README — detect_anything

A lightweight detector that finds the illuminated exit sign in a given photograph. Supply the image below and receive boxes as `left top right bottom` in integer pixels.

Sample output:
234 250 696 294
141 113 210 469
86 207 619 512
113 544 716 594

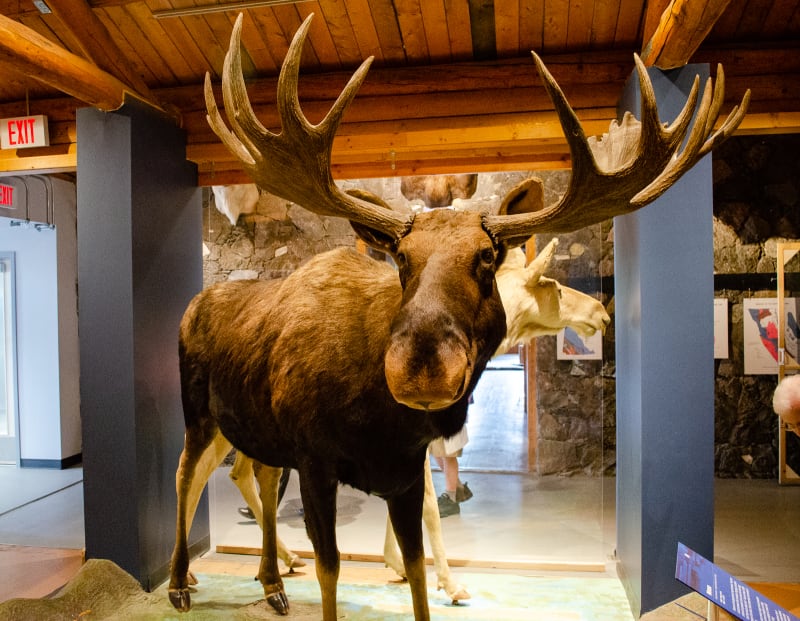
0 115 49 149
0 184 13 208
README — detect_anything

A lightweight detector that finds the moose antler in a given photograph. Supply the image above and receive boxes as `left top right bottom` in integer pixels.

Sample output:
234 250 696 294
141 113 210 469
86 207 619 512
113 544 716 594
207 13 749 247
482 53 750 245
205 13 413 242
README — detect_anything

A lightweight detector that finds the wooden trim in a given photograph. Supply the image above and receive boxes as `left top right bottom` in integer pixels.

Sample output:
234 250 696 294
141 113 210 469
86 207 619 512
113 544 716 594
215 545 606 572
0 110 798 181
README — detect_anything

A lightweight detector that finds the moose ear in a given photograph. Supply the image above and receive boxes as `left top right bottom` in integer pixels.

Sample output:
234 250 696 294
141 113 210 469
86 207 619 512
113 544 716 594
498 177 545 216
493 177 546 248
345 189 402 254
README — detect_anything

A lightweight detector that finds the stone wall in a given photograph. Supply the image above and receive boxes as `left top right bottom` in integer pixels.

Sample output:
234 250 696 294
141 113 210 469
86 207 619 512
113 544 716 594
201 133 800 479
712 135 800 478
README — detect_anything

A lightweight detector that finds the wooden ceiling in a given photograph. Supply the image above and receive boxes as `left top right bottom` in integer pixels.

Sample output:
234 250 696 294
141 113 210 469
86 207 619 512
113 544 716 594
0 0 799 185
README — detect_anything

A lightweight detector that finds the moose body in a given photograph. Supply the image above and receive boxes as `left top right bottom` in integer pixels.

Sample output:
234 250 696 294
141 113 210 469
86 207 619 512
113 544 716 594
222 237 610 604
171 212 507 619
183 244 498 479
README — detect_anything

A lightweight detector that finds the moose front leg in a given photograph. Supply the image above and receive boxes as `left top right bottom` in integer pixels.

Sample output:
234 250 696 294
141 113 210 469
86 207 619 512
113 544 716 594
297 467 340 621
252 461 289 614
387 474 430 621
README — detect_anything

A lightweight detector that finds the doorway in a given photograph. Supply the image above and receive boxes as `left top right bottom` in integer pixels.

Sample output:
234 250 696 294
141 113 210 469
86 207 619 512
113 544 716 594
0 253 18 465
459 351 527 473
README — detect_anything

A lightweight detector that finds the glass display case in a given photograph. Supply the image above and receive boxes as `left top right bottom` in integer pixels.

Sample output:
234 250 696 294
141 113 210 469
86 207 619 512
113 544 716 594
776 242 800 484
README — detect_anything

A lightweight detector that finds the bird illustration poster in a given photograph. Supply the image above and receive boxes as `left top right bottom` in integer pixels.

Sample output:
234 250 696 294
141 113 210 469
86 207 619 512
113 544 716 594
743 298 779 375
785 298 800 364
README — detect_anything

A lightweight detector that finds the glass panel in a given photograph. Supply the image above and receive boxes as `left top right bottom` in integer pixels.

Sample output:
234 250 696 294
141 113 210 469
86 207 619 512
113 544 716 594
205 171 610 571
777 243 800 484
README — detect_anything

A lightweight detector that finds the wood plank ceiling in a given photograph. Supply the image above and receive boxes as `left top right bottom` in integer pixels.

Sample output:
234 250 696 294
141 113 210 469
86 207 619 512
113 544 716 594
0 0 798 185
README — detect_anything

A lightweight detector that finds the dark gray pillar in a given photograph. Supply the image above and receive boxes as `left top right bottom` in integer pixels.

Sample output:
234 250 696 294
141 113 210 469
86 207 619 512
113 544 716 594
77 98 205 590
614 64 715 616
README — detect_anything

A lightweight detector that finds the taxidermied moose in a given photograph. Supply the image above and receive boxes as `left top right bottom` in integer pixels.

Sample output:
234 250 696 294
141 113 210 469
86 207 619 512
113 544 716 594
168 12 749 620
223 232 610 604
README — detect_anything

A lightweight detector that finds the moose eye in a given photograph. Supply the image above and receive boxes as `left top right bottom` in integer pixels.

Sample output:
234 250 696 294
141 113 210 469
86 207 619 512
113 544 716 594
479 247 495 266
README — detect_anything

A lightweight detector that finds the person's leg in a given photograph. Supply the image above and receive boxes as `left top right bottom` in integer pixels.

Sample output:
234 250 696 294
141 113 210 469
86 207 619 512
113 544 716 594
442 456 460 500
437 455 461 517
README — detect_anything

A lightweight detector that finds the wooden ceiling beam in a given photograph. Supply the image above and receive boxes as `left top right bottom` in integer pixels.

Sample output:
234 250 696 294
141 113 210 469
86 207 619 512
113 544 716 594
0 13 160 112
0 33 796 181
44 0 157 102
640 0 735 69
641 0 672 49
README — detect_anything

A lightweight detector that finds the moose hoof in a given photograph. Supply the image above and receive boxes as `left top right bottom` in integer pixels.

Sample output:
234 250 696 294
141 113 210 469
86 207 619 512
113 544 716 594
287 554 306 570
168 588 192 612
438 581 471 602
266 590 290 615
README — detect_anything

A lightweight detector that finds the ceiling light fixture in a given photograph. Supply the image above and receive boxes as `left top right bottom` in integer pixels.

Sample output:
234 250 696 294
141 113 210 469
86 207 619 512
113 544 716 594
152 0 309 19
32 0 51 14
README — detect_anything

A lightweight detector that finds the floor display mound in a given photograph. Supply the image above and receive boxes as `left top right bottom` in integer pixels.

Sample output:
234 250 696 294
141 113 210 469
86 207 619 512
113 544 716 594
0 559 164 621
0 557 637 620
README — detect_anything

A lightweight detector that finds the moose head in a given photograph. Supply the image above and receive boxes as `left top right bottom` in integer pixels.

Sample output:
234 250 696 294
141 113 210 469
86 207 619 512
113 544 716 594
205 14 748 413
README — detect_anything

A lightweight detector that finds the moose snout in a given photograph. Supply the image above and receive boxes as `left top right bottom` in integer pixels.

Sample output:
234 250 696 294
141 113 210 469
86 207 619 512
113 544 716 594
384 336 472 411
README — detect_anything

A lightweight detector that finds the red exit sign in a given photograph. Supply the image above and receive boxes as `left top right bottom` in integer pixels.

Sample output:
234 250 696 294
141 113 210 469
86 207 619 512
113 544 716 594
0 184 13 208
0 115 49 149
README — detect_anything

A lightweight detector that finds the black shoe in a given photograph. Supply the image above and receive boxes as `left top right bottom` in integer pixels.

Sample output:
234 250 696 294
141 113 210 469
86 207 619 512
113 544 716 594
238 506 255 519
437 493 460 517
456 482 473 503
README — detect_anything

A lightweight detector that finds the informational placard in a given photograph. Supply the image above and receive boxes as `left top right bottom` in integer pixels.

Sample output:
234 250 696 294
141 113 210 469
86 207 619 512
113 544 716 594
743 298 779 375
676 542 799 621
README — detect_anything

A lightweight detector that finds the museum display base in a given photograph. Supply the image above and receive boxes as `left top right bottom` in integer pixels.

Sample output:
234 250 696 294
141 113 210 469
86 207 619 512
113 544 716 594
0 555 633 621
3 553 799 620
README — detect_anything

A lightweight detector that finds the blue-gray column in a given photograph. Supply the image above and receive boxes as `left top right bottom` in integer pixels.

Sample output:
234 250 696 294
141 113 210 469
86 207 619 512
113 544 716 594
614 64 715 616
77 98 205 590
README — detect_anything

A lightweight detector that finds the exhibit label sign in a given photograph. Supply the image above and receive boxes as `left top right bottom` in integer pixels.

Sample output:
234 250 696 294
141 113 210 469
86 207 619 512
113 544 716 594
0 115 50 149
676 542 799 621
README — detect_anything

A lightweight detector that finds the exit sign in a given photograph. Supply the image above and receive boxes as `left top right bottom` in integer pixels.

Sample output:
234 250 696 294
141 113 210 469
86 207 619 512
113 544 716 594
1 115 49 149
0 184 12 207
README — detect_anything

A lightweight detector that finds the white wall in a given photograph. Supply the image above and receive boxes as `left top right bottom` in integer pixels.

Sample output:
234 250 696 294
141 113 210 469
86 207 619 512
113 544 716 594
0 176 79 465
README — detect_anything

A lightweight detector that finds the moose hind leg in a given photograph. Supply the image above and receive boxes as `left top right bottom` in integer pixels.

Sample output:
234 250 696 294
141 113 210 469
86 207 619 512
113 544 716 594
230 455 305 571
168 429 231 611
421 454 469 602
387 475 430 621
383 513 405 579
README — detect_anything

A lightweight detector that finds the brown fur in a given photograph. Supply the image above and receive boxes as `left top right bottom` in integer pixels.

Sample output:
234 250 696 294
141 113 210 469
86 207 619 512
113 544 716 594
168 211 508 620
